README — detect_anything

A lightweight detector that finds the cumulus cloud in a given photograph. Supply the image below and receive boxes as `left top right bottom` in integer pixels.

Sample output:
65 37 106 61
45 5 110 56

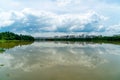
0 8 108 36
0 11 14 28
106 24 120 33
0 8 120 35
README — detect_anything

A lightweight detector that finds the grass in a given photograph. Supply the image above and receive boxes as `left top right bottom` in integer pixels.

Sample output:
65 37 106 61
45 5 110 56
0 40 7 43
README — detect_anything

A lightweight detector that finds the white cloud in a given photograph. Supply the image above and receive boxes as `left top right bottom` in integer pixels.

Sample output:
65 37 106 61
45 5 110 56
0 8 108 36
0 0 120 30
55 0 72 7
106 24 120 33
0 11 14 27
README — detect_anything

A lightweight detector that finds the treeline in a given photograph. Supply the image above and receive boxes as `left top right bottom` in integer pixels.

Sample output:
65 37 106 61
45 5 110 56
87 35 120 41
0 32 34 41
41 35 120 42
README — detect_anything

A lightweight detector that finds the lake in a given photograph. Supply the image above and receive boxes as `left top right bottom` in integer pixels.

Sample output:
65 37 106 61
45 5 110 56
0 41 120 80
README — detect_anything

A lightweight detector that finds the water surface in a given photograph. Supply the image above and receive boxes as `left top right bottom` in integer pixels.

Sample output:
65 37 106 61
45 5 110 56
0 41 120 80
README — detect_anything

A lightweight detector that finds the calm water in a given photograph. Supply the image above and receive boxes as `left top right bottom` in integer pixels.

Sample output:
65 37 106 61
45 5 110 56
0 41 120 80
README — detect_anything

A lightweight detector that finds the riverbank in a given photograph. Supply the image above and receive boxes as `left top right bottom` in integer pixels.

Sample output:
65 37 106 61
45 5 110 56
36 34 120 44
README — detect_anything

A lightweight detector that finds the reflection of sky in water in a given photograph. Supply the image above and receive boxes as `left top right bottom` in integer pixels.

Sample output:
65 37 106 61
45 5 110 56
0 42 120 71
0 42 120 80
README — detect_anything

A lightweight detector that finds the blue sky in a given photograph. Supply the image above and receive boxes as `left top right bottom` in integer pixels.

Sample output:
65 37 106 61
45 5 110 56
0 0 120 36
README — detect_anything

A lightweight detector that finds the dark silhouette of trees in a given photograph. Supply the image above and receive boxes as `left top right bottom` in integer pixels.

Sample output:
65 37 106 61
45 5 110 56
39 34 120 42
0 32 34 41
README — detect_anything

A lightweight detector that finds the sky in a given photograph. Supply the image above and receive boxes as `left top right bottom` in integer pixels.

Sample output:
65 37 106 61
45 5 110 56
0 0 120 37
